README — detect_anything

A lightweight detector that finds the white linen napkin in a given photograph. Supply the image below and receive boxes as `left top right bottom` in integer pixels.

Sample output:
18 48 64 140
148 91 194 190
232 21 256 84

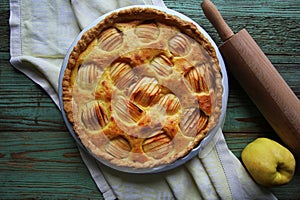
9 0 277 199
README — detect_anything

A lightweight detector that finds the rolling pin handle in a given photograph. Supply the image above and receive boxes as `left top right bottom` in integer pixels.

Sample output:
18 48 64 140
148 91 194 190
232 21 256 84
201 0 234 41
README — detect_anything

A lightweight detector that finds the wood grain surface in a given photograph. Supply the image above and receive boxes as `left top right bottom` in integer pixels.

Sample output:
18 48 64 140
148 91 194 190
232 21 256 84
1 0 299 199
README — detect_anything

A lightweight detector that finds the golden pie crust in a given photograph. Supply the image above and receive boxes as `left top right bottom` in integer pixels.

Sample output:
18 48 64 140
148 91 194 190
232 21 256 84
62 7 223 169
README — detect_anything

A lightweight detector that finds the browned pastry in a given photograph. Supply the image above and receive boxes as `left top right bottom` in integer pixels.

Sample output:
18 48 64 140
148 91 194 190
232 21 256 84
62 7 223 169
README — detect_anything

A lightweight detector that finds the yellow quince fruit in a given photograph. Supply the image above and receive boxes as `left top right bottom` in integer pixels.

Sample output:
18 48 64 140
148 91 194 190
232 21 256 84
241 137 296 187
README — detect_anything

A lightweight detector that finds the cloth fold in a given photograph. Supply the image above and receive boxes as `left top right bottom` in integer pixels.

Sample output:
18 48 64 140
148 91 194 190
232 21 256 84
10 0 277 199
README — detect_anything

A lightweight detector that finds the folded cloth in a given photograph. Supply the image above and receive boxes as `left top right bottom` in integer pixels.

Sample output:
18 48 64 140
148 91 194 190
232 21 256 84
9 0 277 199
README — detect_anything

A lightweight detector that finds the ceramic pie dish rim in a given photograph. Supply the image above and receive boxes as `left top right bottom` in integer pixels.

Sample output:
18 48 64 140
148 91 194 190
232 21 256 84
58 5 228 174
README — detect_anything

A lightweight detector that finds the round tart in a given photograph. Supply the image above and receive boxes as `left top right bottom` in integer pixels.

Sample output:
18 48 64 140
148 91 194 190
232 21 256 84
62 6 223 169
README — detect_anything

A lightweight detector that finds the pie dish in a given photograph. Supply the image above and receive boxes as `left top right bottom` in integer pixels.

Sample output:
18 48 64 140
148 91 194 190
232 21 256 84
60 6 227 172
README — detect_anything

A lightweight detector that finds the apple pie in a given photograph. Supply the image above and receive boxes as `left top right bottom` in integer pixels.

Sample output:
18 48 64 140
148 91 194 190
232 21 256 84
62 7 223 169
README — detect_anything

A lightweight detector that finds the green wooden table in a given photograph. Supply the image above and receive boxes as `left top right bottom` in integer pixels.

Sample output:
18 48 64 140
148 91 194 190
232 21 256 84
1 0 299 199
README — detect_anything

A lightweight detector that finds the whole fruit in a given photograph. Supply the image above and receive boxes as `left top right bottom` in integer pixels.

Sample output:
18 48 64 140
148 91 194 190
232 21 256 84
241 137 296 187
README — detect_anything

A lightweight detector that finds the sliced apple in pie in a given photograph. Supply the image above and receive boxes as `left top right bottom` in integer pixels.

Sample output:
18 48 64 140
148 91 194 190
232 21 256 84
62 7 223 169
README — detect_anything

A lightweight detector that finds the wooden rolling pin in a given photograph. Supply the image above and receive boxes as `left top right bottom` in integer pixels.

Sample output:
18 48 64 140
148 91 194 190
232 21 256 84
201 0 300 155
